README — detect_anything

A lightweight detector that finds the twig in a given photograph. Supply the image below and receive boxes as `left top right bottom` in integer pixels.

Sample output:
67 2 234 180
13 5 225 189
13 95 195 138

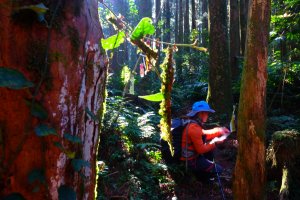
104 171 119 177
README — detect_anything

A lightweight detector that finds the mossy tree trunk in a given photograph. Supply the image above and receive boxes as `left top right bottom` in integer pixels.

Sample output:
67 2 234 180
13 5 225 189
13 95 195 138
233 0 271 199
207 0 232 122
0 0 107 199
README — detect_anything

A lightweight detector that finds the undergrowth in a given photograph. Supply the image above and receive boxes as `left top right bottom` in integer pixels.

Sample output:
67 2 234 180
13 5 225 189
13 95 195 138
96 95 175 200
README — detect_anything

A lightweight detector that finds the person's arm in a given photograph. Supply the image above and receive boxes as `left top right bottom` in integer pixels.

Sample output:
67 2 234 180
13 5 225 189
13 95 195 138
188 124 216 154
203 127 230 140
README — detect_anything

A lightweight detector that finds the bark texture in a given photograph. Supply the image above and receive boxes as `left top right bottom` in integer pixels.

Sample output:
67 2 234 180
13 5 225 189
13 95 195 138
233 0 271 199
207 0 232 122
0 0 107 199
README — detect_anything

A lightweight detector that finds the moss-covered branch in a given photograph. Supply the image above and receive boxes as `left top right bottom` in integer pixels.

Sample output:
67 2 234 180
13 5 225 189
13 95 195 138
159 47 174 155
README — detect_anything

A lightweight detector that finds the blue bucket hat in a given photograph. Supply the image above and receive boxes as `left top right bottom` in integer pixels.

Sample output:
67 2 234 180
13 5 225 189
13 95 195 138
186 101 215 117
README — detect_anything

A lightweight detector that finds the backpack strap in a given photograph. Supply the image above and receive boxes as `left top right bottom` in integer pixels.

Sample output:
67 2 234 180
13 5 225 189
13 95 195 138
184 119 201 172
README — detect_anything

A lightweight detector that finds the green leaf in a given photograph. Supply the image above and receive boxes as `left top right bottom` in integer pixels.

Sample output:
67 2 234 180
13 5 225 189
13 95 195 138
25 100 48 120
63 133 82 144
85 107 98 121
101 31 125 50
3 193 26 200
53 141 63 149
131 17 155 40
65 150 76 159
53 141 76 158
0 67 34 89
138 93 163 102
58 185 76 200
71 159 90 172
28 169 45 184
34 124 57 136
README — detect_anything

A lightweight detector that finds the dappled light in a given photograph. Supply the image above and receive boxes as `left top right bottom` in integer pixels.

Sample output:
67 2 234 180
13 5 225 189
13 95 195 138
0 0 299 200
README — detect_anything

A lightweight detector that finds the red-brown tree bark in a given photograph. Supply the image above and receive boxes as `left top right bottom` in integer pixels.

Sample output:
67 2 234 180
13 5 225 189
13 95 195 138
0 0 107 199
233 0 271 199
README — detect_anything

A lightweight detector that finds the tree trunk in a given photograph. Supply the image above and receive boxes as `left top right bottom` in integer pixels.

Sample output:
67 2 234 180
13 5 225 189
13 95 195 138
178 0 184 43
230 0 241 81
137 0 152 18
155 0 162 40
184 0 190 43
176 0 184 82
207 0 232 122
175 0 179 43
164 0 171 42
201 0 208 47
191 0 197 30
240 0 249 56
0 1 107 199
233 0 271 199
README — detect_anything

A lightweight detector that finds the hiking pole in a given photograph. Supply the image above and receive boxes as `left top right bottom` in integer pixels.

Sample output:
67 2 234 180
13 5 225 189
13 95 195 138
213 158 226 200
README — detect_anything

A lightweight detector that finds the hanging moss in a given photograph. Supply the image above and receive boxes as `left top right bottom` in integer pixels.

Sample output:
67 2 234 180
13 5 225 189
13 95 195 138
159 47 174 155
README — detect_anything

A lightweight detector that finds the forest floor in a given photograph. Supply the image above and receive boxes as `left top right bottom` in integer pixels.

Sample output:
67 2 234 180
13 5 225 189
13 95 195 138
168 138 237 200
98 98 299 199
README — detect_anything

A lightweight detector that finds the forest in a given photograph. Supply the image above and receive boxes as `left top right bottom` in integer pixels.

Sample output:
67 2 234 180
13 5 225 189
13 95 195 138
0 0 299 199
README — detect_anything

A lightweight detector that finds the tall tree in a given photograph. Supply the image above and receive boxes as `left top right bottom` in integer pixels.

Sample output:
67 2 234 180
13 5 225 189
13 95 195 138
233 0 271 199
175 0 184 82
178 0 184 43
207 0 232 122
201 0 208 47
240 0 249 55
0 1 107 199
230 0 241 81
175 0 179 42
191 0 197 30
155 0 162 40
164 0 171 42
136 0 152 18
184 0 190 43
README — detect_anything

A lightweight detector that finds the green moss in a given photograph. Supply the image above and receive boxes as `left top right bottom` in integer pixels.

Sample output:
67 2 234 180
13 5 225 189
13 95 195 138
159 48 174 154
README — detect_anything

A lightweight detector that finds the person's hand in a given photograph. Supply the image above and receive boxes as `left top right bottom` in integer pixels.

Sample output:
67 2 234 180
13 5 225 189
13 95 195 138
209 135 226 144
218 127 230 135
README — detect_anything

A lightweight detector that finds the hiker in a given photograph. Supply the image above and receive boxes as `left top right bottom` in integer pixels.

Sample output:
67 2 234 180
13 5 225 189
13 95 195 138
181 101 230 179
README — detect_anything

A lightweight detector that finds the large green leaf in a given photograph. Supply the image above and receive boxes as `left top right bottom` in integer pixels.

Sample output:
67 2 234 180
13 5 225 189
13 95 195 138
71 159 90 172
101 31 125 50
25 100 48 120
0 67 34 89
63 133 82 144
58 185 76 200
138 92 163 102
34 124 57 136
131 17 155 40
